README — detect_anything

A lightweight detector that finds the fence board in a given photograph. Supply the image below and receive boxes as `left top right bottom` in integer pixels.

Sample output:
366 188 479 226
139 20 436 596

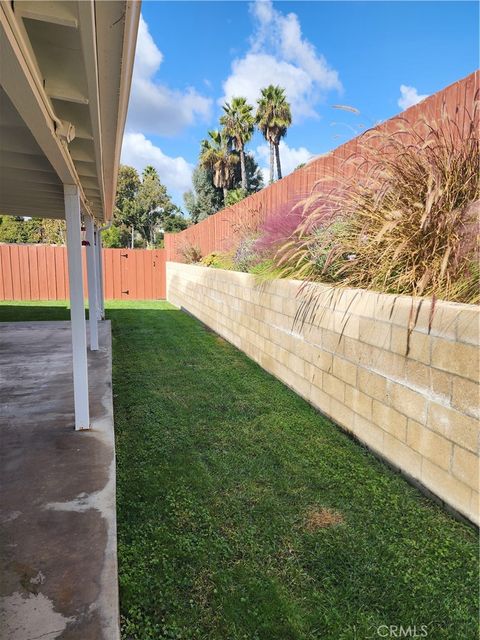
2 247 11 298
54 248 65 299
20 245 31 300
103 249 113 299
165 72 477 262
153 250 166 299
37 245 48 299
29 247 39 300
0 247 7 300
144 251 153 299
46 246 57 300
0 246 166 301
133 251 143 300
112 249 122 299
10 246 22 300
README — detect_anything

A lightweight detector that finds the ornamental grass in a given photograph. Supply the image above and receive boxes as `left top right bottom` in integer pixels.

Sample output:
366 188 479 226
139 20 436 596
272 100 480 305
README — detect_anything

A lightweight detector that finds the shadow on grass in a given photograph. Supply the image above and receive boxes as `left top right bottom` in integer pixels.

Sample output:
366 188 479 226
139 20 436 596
0 302 71 323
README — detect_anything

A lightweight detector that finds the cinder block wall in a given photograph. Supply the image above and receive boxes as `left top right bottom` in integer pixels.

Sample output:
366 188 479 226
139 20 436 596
167 263 479 525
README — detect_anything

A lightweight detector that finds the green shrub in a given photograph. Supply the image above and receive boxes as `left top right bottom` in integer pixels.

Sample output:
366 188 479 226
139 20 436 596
225 188 248 207
0 216 42 243
102 225 124 248
248 258 282 279
201 251 234 270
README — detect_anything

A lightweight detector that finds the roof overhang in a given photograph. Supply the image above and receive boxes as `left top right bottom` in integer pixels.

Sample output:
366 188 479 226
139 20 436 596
0 0 140 223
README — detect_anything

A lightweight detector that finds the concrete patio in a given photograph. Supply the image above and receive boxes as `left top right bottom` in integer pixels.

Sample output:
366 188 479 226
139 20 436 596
0 320 118 640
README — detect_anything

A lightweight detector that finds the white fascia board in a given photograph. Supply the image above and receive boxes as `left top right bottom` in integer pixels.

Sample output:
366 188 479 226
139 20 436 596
111 1 141 210
95 0 141 221
77 0 106 223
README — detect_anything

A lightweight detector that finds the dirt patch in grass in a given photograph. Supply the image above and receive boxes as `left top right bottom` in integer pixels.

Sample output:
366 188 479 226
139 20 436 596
305 507 345 530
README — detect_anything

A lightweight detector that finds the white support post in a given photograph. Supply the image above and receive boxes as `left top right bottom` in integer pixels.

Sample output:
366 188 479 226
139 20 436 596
64 185 90 431
85 215 99 350
95 228 105 320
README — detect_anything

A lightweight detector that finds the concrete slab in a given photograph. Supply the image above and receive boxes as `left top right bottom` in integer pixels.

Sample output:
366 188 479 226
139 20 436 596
0 321 119 640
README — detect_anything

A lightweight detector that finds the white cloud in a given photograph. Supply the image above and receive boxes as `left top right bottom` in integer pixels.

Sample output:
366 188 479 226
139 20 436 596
223 53 314 117
398 85 429 110
221 0 341 120
256 140 313 183
126 16 212 136
121 132 193 204
251 0 275 28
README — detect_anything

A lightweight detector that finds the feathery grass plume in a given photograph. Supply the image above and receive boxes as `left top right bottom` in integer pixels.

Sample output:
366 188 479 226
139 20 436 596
273 97 480 308
180 242 202 264
254 200 305 256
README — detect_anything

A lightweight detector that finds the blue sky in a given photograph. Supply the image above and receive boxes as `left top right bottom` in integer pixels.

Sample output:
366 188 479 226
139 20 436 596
121 0 479 207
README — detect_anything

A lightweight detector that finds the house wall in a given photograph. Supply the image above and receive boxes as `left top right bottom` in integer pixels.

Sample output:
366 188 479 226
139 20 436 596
166 262 479 525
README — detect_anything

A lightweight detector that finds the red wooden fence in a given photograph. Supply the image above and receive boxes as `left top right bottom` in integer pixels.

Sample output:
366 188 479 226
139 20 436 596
164 71 478 262
0 245 166 301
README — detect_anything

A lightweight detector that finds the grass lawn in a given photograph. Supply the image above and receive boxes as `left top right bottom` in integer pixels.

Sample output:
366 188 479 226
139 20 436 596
1 300 478 640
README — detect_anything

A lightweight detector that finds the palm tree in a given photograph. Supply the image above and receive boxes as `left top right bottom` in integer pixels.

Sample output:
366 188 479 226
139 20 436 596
220 97 255 192
199 130 238 203
256 85 292 183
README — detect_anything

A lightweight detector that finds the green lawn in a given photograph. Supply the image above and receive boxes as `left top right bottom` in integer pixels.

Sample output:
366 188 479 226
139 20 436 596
1 300 478 640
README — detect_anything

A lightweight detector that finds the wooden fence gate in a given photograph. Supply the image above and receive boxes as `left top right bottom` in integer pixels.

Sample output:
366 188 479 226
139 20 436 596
0 245 166 301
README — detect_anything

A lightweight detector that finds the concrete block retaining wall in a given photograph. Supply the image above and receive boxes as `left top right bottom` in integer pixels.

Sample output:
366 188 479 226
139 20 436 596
167 262 479 525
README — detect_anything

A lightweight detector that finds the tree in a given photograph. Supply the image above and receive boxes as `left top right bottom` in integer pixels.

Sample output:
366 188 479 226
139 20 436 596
134 166 179 247
199 130 239 203
112 165 181 247
0 216 41 243
111 164 184 247
184 166 224 223
256 85 292 182
220 97 255 192
0 216 66 244
234 153 264 194
116 165 141 206
102 225 125 248
163 212 190 233
41 219 65 244
225 188 247 207
114 165 141 247
184 152 264 222
185 151 264 223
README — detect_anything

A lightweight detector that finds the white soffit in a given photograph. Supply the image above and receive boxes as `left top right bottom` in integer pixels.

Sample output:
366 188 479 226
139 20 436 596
0 86 65 218
0 1 140 222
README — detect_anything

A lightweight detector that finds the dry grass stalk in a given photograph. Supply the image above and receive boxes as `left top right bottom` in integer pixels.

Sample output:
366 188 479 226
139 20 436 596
180 242 202 264
274 99 480 307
